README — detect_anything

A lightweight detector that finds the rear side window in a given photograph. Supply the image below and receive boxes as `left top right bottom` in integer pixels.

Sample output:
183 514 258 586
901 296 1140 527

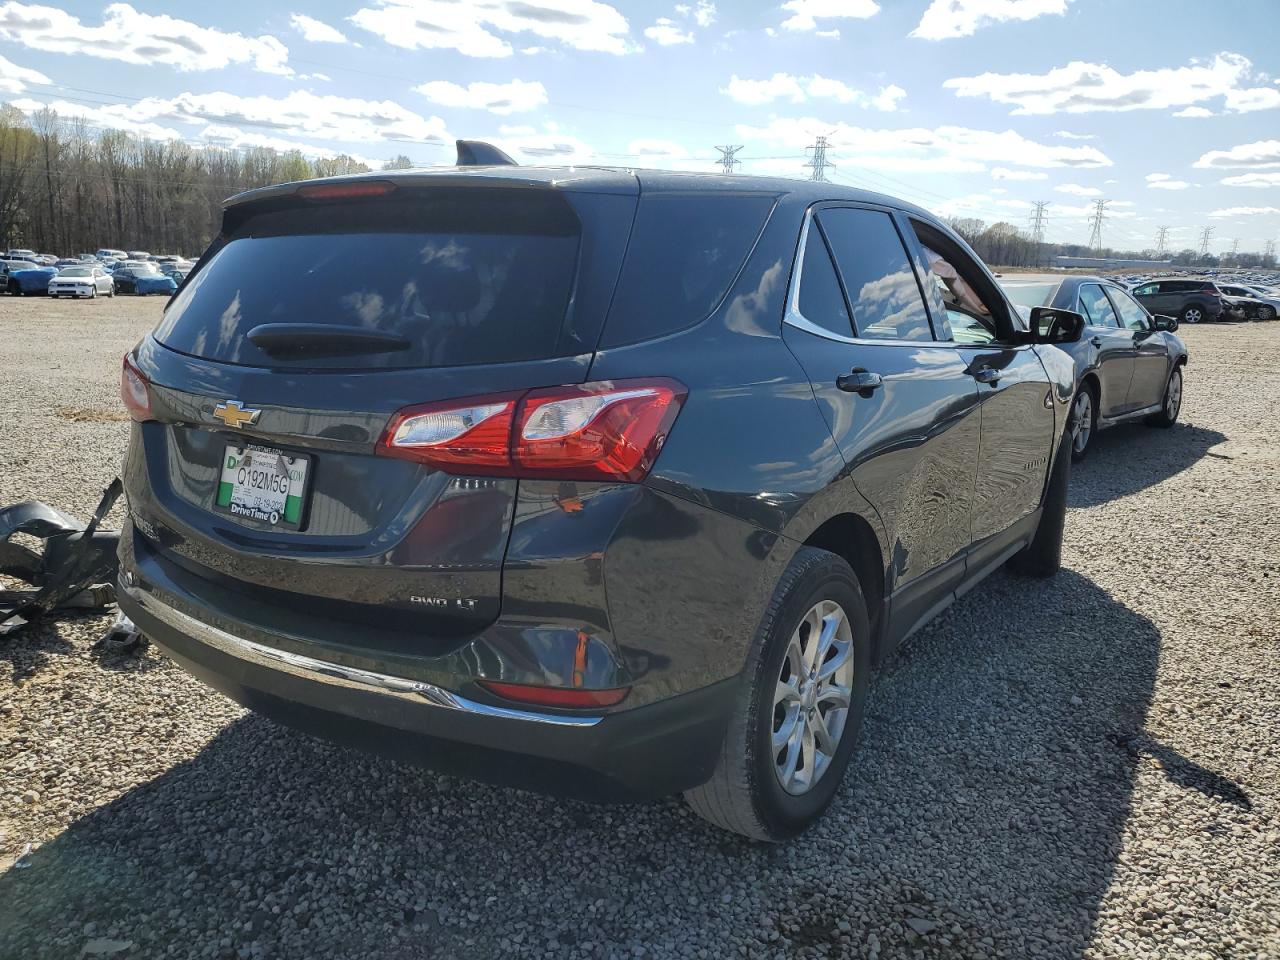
797 226 853 337
155 189 583 370
817 209 934 342
601 194 775 347
1077 284 1120 327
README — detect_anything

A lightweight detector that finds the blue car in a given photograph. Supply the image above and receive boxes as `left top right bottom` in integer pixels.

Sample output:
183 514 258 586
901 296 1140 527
113 266 178 296
6 264 58 295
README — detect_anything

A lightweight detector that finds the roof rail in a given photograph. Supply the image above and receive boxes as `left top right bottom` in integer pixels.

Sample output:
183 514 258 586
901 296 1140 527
456 140 518 167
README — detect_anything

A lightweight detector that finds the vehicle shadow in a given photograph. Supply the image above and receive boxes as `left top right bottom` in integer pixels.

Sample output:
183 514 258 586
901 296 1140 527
1 567 1235 959
1068 422 1225 508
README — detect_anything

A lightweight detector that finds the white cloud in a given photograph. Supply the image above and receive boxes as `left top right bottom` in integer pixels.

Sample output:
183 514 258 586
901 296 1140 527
349 0 633 58
1209 206 1280 218
0 2 291 75
1221 172 1280 188
415 79 547 114
991 166 1048 181
944 53 1277 115
736 117 1112 175
1054 183 1101 196
1053 130 1094 140
290 14 347 43
644 18 692 44
1173 106 1213 118
1194 140 1280 169
779 0 879 32
0 52 47 93
1145 174 1191 190
815 28 839 38
17 89 452 146
494 131 597 164
9 96 184 140
723 73 904 111
912 0 1070 41
674 0 716 26
198 125 380 166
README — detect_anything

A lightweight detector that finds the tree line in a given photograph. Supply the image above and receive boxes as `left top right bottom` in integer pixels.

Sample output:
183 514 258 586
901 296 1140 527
0 106 391 256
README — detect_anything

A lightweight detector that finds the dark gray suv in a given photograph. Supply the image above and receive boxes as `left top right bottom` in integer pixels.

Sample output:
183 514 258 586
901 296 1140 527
117 154 1081 840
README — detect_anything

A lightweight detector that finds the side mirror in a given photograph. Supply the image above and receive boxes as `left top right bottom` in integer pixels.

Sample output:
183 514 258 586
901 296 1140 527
1152 314 1179 332
1028 307 1086 345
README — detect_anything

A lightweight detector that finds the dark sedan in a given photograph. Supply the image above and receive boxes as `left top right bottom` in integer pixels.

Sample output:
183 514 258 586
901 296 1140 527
1001 276 1187 460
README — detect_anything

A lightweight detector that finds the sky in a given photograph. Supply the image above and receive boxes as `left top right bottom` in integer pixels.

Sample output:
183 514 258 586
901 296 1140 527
1 0 1278 254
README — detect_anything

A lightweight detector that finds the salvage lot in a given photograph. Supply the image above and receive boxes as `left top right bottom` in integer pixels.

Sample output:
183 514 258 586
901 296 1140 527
1 296 1278 959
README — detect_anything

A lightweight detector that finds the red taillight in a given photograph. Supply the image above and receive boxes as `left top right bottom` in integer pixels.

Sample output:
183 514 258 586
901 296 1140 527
120 355 153 421
476 680 630 709
1202 287 1220 297
376 379 686 483
297 180 396 201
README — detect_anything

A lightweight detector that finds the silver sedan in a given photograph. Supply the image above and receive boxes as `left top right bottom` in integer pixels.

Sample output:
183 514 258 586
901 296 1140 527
48 265 116 299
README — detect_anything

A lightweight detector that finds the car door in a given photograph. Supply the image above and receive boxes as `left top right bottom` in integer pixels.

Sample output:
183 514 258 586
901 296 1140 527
1076 282 1136 417
1131 281 1162 314
780 204 981 639
1105 284 1170 409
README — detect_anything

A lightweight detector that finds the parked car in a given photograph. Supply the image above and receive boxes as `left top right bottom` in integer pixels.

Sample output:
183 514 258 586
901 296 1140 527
1003 276 1187 460
113 266 178 296
159 262 190 284
5 262 57 295
1242 285 1280 313
1217 284 1277 321
1130 278 1226 324
117 161 1085 841
96 248 128 261
127 250 153 261
6 248 37 260
49 265 116 299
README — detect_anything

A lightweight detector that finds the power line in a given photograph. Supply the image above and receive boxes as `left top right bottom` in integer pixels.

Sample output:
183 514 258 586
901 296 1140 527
714 145 743 174
805 134 835 182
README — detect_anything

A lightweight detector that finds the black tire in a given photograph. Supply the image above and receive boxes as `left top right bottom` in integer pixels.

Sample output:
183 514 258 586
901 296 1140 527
1007 433 1070 578
1180 303 1205 325
1068 383 1096 463
1146 365 1183 428
684 547 872 841
1260 305 1276 321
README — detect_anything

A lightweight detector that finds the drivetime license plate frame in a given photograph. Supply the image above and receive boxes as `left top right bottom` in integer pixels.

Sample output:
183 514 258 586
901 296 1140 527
215 442 312 529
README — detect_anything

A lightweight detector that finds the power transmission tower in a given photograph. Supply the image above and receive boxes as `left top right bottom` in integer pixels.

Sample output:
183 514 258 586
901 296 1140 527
1264 239 1276 263
1029 201 1050 266
714 144 743 174
1154 225 1170 258
805 135 835 182
1086 199 1109 252
1229 237 1240 262
1197 225 1215 258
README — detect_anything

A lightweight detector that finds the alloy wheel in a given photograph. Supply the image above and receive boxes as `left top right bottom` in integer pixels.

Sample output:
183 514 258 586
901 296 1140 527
772 599 855 796
1165 369 1182 421
1072 390 1093 456
1183 307 1202 324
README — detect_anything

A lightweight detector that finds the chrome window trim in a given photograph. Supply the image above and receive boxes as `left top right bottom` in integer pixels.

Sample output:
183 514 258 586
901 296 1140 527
783 208 983 350
126 587 603 729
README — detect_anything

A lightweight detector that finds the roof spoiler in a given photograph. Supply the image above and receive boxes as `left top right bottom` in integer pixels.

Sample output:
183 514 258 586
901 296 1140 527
456 140 517 167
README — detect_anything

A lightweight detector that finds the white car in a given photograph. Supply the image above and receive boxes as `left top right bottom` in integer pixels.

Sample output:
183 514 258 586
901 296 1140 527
48 265 115 299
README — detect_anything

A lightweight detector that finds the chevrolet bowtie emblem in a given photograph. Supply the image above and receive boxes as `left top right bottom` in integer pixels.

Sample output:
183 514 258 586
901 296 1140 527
212 400 261 429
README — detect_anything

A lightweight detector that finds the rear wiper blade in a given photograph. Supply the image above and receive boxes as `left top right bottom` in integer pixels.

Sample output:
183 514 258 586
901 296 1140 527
246 323 411 357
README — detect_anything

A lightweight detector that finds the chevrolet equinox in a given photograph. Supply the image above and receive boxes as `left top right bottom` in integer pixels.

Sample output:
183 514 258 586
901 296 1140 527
117 146 1085 840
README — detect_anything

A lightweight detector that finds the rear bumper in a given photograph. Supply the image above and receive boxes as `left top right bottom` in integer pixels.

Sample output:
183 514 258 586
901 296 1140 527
118 577 737 802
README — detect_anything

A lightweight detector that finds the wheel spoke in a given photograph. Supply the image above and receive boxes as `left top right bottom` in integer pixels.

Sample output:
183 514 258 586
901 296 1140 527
778 717 803 786
809 709 838 755
816 640 852 684
773 707 801 752
816 683 851 710
774 678 801 709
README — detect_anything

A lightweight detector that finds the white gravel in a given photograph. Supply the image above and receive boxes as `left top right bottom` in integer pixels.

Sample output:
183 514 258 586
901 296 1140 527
1 296 1278 959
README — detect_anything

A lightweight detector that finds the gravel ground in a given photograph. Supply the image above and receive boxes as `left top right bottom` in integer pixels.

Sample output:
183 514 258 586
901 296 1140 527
1 295 1277 960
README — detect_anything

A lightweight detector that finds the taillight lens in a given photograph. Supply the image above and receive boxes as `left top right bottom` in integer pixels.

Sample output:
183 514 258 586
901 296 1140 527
1202 287 1220 297
476 680 630 709
120 355 153 421
297 180 396 201
376 379 686 482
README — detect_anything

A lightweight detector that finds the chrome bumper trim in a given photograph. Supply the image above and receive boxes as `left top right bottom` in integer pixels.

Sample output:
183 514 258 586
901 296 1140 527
125 587 602 729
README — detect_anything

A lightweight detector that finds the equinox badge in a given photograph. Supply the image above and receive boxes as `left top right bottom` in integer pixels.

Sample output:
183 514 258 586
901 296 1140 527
212 400 261 429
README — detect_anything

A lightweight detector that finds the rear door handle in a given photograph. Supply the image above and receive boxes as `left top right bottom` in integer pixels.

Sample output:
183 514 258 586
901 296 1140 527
1090 336 1103 347
972 365 1001 385
836 368 883 396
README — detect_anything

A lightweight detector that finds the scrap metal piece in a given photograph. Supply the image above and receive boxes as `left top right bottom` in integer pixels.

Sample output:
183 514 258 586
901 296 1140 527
0 478 123 636
96 610 147 654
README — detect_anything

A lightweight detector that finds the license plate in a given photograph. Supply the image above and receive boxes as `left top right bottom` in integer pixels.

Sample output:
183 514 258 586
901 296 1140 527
215 443 310 528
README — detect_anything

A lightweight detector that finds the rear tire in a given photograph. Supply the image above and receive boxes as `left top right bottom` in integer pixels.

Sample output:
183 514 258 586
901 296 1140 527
1260 305 1276 321
1180 304 1203 325
684 547 871 841
1007 433 1070 578
1146 365 1182 428
1068 385 1095 462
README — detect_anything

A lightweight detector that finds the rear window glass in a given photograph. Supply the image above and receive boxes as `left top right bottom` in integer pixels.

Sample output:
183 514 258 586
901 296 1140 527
155 189 583 370
601 194 775 347
1002 282 1058 307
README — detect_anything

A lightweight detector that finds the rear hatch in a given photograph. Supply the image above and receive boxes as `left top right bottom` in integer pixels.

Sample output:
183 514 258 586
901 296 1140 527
124 171 638 646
